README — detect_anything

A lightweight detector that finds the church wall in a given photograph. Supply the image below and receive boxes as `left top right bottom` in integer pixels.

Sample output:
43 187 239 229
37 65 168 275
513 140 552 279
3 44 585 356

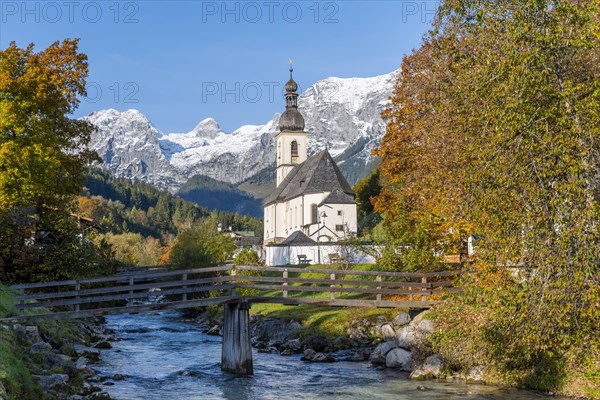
264 244 376 266
263 204 273 243
325 203 358 237
276 131 308 186
277 131 308 166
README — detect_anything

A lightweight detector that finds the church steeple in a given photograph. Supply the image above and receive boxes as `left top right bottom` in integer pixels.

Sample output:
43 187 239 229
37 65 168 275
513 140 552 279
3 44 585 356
279 60 305 132
285 61 299 109
276 61 308 186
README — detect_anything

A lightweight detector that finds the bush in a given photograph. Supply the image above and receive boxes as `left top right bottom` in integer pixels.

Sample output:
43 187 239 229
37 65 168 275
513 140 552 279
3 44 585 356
168 220 236 270
233 247 261 266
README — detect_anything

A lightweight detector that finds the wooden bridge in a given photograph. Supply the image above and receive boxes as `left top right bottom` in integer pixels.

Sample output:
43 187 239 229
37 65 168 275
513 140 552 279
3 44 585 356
5 265 461 375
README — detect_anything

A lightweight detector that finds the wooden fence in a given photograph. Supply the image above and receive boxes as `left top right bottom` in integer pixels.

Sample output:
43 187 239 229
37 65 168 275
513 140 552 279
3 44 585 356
7 265 463 322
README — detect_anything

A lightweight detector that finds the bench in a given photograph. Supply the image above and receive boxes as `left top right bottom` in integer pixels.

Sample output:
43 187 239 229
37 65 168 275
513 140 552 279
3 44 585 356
297 254 311 265
328 252 350 267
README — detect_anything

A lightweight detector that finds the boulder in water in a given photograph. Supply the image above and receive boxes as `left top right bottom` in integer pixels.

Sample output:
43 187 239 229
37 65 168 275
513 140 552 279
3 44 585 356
385 348 413 370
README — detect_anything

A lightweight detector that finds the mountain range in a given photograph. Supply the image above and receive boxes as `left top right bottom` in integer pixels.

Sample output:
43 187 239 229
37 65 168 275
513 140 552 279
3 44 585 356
83 69 398 214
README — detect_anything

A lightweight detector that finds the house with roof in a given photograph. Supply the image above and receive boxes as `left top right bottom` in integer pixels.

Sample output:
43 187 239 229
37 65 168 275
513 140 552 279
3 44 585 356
263 65 359 265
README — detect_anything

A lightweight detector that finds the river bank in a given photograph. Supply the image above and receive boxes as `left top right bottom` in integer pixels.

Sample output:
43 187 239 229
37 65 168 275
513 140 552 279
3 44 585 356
188 303 597 399
192 306 484 378
94 310 568 400
0 316 116 400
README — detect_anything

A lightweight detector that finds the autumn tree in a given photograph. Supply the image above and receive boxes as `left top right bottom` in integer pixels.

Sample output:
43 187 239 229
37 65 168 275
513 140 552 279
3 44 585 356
376 0 599 392
0 40 97 278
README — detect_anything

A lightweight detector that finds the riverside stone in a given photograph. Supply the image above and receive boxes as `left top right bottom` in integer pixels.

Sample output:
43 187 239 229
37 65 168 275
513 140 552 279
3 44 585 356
377 323 396 342
301 348 336 362
281 338 302 353
385 348 413 370
347 319 375 347
75 357 87 370
304 335 332 352
74 344 101 362
24 326 42 343
395 325 416 349
29 341 52 354
334 348 372 362
94 341 112 349
395 313 435 349
394 312 411 327
250 317 301 352
466 365 485 382
370 341 396 365
45 352 78 377
34 373 69 389
410 355 443 379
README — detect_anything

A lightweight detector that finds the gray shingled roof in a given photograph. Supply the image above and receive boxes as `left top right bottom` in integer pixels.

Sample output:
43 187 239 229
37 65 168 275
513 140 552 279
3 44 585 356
319 188 356 205
280 230 317 246
264 150 355 206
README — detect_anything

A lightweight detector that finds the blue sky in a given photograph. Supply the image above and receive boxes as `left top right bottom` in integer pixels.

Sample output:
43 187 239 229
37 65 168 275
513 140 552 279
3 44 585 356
1 1 438 132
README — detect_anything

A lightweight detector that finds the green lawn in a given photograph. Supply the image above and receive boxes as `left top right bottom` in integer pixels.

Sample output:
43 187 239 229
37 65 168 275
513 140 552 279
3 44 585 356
250 301 400 340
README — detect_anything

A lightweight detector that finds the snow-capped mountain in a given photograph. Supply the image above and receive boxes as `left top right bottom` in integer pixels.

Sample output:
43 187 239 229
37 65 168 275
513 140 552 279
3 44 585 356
84 69 399 193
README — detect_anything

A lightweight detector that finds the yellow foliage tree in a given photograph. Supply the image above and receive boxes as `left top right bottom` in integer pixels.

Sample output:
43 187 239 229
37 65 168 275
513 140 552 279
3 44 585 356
376 0 599 393
0 40 97 276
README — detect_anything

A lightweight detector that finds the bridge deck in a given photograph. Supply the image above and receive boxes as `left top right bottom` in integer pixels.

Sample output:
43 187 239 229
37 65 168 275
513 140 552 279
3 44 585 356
4 265 463 322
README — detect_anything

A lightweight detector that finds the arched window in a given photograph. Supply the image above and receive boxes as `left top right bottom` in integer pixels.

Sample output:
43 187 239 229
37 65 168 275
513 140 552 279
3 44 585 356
311 204 318 224
291 140 298 157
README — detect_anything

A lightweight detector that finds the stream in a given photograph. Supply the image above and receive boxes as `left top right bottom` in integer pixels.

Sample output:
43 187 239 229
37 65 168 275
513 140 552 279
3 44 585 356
94 311 565 400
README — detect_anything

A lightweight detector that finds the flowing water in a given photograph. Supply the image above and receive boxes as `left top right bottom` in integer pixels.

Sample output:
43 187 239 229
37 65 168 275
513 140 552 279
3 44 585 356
95 311 564 400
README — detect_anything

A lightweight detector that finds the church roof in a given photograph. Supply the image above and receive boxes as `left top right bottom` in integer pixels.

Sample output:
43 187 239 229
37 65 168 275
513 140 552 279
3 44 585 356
280 230 317 246
264 149 355 206
319 188 356 205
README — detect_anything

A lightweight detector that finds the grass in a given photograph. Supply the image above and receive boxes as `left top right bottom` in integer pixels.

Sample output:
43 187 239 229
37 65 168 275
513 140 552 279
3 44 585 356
0 284 17 318
250 302 400 341
241 264 409 341
0 284 42 400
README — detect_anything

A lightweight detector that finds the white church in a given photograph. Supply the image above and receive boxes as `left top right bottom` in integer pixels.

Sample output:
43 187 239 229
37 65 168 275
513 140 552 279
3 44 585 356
263 65 360 266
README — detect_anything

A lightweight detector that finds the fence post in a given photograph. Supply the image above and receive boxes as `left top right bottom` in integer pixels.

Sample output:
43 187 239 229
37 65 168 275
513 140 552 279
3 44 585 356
421 276 427 302
283 269 288 298
376 274 382 302
231 266 237 297
330 273 336 301
19 288 24 316
182 273 188 302
75 281 81 312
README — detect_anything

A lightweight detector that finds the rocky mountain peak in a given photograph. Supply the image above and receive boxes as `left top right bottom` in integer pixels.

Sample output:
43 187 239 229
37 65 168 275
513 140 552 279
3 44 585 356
84 69 399 194
191 118 222 139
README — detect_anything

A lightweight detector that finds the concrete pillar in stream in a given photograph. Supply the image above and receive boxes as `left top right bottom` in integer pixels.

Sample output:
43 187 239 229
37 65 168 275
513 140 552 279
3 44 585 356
221 301 253 375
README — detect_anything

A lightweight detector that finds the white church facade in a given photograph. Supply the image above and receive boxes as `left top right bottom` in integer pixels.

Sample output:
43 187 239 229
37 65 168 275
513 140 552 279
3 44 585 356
263 65 359 265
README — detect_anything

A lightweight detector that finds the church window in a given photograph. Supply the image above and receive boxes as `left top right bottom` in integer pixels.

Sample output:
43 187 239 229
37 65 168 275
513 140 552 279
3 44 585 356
291 140 298 157
311 204 318 224
335 224 344 232
337 210 342 216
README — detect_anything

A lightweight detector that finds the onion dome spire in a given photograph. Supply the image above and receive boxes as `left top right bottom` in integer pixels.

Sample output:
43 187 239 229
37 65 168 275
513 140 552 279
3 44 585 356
279 60 305 132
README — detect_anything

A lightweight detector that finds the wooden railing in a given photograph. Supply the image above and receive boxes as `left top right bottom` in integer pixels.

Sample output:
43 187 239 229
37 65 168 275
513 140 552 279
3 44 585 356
115 265 168 274
233 266 461 308
6 265 463 322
